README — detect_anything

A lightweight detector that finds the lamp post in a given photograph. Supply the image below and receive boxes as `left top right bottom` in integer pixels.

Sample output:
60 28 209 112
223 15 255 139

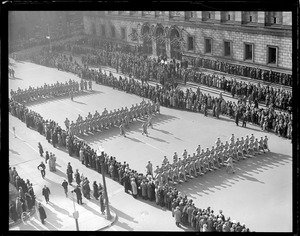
97 146 112 220
71 191 79 231
47 24 52 53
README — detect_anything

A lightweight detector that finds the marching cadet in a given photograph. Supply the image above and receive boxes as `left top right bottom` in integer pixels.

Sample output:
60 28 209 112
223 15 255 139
64 118 70 130
173 164 179 183
248 139 256 156
237 143 245 160
199 152 206 174
190 156 197 177
185 159 191 177
88 80 92 90
219 146 226 166
250 134 255 142
102 108 108 116
214 148 221 168
176 157 182 167
70 90 73 101
142 121 148 136
195 155 201 175
235 138 240 147
259 137 266 153
245 135 250 149
119 122 126 137
203 153 209 172
156 101 161 114
196 145 201 155
263 136 270 152
242 140 249 156
147 114 153 128
208 150 216 170
215 138 221 147
173 152 178 163
232 143 239 161
187 154 192 163
179 164 187 182
162 156 168 165
229 134 235 143
225 155 235 174
87 112 92 120
182 149 188 159
84 80 87 90
69 121 75 135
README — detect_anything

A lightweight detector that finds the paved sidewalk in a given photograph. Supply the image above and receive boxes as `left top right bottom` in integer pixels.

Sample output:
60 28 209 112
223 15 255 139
9 115 117 231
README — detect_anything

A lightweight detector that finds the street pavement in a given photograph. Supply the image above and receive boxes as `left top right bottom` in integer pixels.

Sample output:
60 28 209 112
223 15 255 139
9 59 292 232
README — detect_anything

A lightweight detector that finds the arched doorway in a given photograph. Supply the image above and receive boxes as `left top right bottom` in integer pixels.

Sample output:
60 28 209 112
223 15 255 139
170 28 182 60
156 26 166 57
141 25 152 55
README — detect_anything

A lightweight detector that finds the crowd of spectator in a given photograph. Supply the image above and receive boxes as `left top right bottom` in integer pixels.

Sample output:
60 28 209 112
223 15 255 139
9 166 36 223
46 39 293 114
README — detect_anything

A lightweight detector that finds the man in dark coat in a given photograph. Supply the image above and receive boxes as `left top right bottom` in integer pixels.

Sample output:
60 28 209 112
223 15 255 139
38 142 44 157
37 162 46 179
42 185 51 203
72 185 83 205
62 179 68 197
235 110 239 126
99 191 105 214
121 173 130 193
38 203 47 224
67 162 73 185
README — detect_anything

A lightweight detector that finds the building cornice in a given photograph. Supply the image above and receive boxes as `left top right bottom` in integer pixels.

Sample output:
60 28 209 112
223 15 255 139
84 14 292 38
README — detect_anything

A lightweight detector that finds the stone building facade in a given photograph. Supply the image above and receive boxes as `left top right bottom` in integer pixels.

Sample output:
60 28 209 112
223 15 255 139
83 11 292 72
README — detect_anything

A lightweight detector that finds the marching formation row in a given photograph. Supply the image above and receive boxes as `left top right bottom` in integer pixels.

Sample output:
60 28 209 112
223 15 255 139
150 134 270 184
64 100 160 137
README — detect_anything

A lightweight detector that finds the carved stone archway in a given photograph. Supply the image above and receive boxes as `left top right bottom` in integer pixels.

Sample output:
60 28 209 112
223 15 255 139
155 24 166 57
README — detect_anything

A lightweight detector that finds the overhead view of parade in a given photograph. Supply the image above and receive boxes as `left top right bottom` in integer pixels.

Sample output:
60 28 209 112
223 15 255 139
8 11 293 232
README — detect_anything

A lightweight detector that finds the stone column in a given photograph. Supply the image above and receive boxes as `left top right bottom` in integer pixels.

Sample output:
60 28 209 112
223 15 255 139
152 39 157 56
282 12 292 26
234 11 242 25
214 11 221 22
166 38 171 58
257 11 265 26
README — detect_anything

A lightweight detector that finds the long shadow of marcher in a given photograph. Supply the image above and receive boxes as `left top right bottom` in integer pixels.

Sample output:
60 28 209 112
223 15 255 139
109 205 138 223
9 149 20 155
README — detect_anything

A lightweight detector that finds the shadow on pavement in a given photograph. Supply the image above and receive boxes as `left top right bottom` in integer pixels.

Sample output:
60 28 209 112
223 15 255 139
109 205 138 224
176 151 292 198
9 148 20 155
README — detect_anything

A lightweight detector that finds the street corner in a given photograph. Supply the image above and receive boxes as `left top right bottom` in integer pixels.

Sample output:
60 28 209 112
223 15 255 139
97 207 118 231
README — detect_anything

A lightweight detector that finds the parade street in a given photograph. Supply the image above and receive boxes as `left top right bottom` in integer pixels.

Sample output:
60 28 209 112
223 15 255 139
9 60 292 232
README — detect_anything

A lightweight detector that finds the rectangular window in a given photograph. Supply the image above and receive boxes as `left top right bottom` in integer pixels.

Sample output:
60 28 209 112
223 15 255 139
205 38 212 54
267 46 277 64
244 43 253 61
228 14 230 20
102 25 106 36
224 41 231 57
111 26 115 38
208 13 211 19
273 17 277 24
249 15 252 22
187 36 194 51
121 27 126 40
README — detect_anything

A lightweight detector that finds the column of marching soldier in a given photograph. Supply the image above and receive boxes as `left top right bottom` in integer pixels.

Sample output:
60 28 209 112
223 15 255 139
9 78 94 104
152 134 270 184
65 99 160 137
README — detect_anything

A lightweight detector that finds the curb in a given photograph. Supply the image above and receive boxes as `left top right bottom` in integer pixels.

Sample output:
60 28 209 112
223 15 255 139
97 209 118 231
